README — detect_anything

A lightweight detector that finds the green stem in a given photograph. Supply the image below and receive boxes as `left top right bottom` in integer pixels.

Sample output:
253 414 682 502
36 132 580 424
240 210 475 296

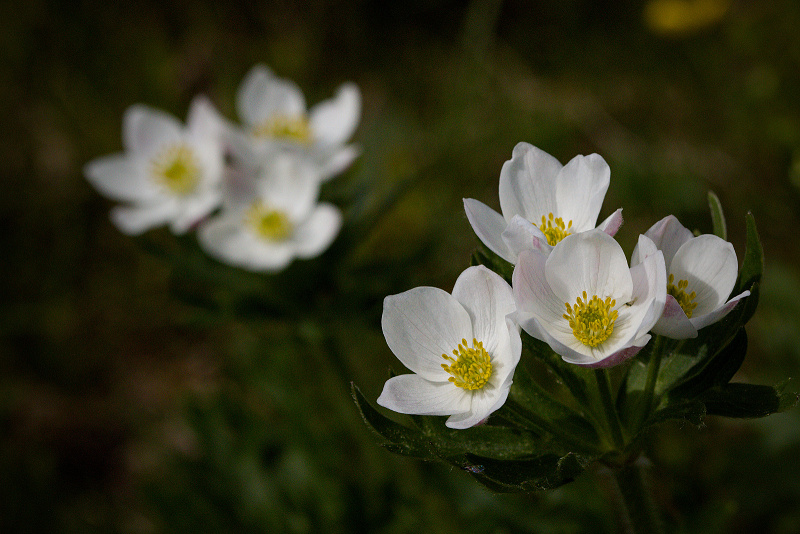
594 369 625 450
607 458 665 534
503 399 600 454
635 336 664 431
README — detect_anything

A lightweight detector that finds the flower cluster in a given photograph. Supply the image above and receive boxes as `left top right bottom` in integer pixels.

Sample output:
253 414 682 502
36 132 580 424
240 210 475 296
85 65 360 272
377 142 749 428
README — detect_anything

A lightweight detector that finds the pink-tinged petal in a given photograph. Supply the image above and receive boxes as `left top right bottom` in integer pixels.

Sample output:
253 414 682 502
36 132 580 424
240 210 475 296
452 266 516 355
464 198 515 263
502 214 550 259
690 290 750 331
292 203 342 259
236 65 306 127
83 154 160 202
545 230 632 307
122 105 183 156
110 201 176 235
382 287 473 380
576 341 648 369
554 153 610 231
597 208 624 237
498 142 562 222
644 215 694 268
309 82 360 146
652 295 698 339
670 235 738 316
377 375 471 416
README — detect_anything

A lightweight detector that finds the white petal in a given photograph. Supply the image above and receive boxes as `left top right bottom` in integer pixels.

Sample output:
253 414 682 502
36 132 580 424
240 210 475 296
498 142 562 222
608 250 667 348
690 290 750 331
198 215 295 272
257 155 322 221
545 230 632 307
445 387 506 429
309 82 361 146
670 235 738 316
644 215 694 268
170 191 221 234
317 145 360 181
110 201 177 235
83 154 160 202
377 375 471 416
382 287 473 380
554 153 610 231
631 233 659 267
451 266 516 356
122 104 183 157
236 65 306 127
501 214 550 259
512 250 571 340
597 208 623 237
463 198 515 263
652 295 698 339
186 95 226 141
292 203 342 259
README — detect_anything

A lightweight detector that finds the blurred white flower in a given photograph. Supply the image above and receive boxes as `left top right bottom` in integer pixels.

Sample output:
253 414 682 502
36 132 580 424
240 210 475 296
513 230 666 368
84 97 225 235
631 215 750 339
377 265 521 429
198 153 341 272
232 64 361 181
464 142 623 264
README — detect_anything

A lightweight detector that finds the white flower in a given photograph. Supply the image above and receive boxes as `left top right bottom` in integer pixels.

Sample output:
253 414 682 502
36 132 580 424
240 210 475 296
377 266 521 429
233 64 361 181
197 153 341 272
83 97 225 235
464 142 623 264
631 215 750 339
513 229 666 368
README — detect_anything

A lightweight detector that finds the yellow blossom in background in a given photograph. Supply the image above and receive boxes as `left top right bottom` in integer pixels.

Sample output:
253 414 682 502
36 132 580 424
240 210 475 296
644 0 731 36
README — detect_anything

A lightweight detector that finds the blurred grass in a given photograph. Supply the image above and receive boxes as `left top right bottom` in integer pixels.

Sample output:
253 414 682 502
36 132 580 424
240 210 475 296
2 0 800 532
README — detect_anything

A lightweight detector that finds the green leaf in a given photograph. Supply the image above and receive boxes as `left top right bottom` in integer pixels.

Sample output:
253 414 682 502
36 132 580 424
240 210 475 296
700 381 799 419
457 452 590 493
708 191 727 240
648 399 706 427
667 328 748 401
734 212 764 297
521 332 594 408
351 383 433 458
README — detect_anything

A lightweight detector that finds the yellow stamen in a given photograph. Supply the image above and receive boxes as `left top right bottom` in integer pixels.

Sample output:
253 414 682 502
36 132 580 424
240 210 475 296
537 213 572 246
253 115 312 144
151 144 201 196
667 273 698 318
441 338 493 390
246 202 293 241
563 291 618 347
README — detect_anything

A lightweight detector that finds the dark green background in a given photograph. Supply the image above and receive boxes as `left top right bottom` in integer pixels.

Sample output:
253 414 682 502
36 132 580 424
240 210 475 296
2 1 800 532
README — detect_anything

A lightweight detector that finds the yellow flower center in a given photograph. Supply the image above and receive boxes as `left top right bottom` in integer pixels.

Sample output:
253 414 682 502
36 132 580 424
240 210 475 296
563 291 618 347
667 273 698 318
537 213 572 246
253 115 312 144
246 202 293 242
151 144 201 196
441 338 492 391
